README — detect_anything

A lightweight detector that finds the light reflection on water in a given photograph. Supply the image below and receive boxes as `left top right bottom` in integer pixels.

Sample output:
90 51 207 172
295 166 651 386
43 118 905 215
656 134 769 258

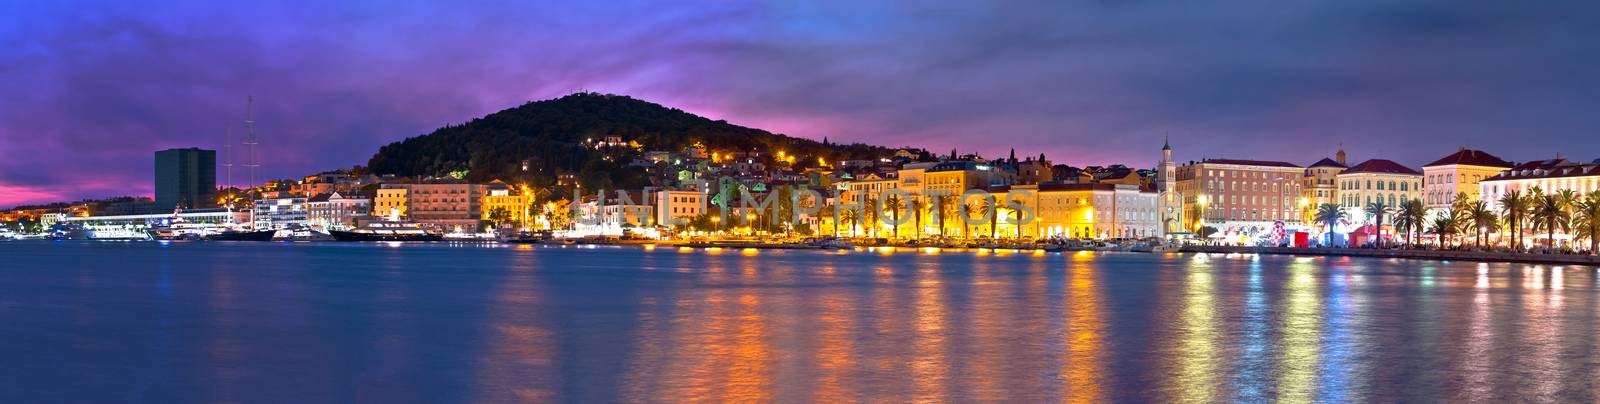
2 242 1600 402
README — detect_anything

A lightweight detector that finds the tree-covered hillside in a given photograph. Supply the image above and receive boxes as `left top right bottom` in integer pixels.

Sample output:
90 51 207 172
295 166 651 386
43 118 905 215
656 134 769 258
366 93 890 189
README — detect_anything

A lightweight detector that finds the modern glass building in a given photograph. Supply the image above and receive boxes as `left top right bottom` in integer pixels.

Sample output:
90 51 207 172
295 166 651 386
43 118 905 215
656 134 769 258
154 147 217 211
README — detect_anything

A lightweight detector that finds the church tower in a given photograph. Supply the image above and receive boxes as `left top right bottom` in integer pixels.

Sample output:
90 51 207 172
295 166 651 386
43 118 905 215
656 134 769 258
1156 136 1180 235
1336 144 1347 166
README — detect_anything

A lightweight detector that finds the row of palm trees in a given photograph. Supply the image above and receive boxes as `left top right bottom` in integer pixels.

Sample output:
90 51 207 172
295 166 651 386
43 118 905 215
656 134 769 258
1313 187 1600 254
822 194 1030 239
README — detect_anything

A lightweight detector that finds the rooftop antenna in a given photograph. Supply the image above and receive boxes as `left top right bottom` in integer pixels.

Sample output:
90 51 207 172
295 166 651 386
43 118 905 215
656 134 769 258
243 96 259 189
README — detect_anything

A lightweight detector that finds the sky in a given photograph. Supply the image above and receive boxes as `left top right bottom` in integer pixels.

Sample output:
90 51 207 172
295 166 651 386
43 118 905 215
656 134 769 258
3 1 1599 208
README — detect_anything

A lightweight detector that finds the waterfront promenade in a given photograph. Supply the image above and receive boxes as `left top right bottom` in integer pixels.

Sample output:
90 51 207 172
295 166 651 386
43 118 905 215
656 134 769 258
1182 245 1600 266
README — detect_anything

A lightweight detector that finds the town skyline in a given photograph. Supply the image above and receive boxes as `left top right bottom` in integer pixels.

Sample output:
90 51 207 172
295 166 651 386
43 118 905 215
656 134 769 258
0 92 1586 211
5 2 1600 207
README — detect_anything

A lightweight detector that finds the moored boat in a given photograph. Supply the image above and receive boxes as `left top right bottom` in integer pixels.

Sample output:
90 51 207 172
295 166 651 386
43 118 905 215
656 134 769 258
207 229 278 241
328 221 443 242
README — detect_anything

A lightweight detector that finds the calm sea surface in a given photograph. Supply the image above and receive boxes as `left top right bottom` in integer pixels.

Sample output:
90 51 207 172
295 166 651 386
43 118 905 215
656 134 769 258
2 241 1598 402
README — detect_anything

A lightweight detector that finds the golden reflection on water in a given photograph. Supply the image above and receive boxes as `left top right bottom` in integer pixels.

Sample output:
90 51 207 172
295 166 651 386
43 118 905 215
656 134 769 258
1171 256 1218 403
1462 262 1495 400
811 283 855 401
1064 263 1104 403
474 251 556 402
1523 265 1563 401
1278 260 1320 403
912 265 948 402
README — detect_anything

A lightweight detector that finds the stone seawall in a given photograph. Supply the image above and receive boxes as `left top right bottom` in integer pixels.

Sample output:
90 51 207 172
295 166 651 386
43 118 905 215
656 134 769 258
1179 245 1600 266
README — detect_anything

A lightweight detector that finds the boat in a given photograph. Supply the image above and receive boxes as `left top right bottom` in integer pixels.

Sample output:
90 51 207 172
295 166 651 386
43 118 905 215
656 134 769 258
328 221 443 242
502 230 552 244
147 208 213 240
207 228 278 241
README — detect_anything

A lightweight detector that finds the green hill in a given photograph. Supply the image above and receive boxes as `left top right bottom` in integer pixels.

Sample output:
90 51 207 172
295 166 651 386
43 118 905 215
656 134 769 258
366 93 891 190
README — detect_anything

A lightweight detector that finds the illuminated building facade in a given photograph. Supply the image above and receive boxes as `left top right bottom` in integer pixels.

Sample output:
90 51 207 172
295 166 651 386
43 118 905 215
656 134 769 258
1336 159 1422 225
1481 159 1600 211
306 192 371 231
1421 148 1511 216
1175 159 1307 234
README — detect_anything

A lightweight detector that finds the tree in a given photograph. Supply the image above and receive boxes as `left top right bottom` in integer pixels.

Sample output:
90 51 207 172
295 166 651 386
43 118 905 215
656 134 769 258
1364 201 1391 247
909 198 924 240
840 208 859 238
1467 200 1497 248
1572 190 1600 255
935 194 956 238
1430 215 1459 248
486 207 515 229
1531 191 1572 250
978 198 998 239
883 194 905 239
1393 199 1427 247
962 202 982 239
861 198 879 237
1314 203 1346 247
818 202 837 237
1498 190 1528 250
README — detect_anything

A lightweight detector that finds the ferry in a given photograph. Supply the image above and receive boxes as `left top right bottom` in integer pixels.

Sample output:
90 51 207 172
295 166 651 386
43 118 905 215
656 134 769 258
328 221 443 242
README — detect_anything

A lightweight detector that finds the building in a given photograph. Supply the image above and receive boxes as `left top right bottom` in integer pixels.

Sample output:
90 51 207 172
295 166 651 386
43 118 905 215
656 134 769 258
1155 140 1182 235
1301 156 1347 218
1015 156 1053 185
895 162 938 198
839 173 899 207
306 192 371 231
374 186 408 220
1421 148 1512 215
656 189 707 229
253 196 308 230
1482 159 1600 212
1175 159 1307 236
1008 183 1158 239
1336 159 1422 225
481 184 534 229
154 147 217 211
579 190 656 236
299 171 364 197
386 182 489 233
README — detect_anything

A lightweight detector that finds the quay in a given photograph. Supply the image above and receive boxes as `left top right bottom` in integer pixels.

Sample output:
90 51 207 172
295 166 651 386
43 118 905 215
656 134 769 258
1181 245 1600 266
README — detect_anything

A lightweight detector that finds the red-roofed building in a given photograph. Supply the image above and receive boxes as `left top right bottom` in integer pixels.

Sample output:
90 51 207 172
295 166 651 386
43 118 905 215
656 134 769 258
1336 159 1421 228
1421 148 1512 215
1175 158 1308 234
1481 158 1600 214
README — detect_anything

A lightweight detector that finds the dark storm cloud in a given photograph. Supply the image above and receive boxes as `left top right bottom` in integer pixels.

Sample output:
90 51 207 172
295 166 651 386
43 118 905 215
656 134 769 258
3 0 1599 207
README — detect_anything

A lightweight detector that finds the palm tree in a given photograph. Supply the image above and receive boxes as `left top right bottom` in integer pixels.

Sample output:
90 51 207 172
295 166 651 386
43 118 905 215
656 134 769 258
935 195 955 238
1466 200 1496 248
1393 199 1427 247
883 194 905 239
1498 190 1528 250
1430 215 1458 248
1314 203 1346 247
861 198 879 238
839 208 859 238
979 198 998 239
1364 201 1391 247
818 203 837 237
1531 191 1572 250
910 198 923 240
1572 190 1600 255
962 202 982 239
